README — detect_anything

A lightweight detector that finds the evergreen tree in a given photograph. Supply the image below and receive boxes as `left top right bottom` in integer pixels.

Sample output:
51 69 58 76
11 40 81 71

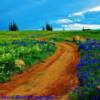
45 23 53 31
9 22 18 31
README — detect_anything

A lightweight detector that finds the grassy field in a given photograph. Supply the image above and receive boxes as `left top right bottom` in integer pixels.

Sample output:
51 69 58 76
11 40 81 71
0 30 100 99
0 30 100 42
0 31 57 83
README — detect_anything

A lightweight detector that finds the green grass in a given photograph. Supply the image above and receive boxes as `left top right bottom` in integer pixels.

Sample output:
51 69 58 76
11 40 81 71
0 30 99 83
0 30 100 42
0 40 56 83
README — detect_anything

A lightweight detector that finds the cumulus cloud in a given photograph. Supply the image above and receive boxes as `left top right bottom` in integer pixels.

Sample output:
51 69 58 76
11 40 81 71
61 23 100 30
55 18 73 24
70 6 100 16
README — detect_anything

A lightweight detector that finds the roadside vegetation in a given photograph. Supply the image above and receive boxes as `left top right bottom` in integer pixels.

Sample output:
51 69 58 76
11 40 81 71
68 39 100 100
0 40 56 83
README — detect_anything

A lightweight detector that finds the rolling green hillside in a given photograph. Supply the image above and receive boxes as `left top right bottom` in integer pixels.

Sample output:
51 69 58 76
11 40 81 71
0 30 100 42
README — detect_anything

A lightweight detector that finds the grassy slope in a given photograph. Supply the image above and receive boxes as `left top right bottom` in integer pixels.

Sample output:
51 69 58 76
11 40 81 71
0 30 100 42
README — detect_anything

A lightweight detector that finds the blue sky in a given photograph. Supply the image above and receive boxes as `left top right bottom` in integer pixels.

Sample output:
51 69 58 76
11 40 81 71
0 0 100 30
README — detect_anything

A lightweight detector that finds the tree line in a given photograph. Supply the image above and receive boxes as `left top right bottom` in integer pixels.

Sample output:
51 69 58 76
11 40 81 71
9 22 53 31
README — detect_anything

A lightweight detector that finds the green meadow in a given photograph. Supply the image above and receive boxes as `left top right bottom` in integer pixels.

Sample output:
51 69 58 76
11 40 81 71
0 30 100 42
0 30 100 99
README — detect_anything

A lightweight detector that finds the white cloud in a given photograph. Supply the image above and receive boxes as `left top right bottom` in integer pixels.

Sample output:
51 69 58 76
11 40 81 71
72 12 85 16
70 6 100 16
61 23 100 30
88 6 100 12
55 18 73 24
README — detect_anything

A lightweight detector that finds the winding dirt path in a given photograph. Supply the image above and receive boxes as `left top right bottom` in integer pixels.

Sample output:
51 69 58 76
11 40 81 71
0 42 80 100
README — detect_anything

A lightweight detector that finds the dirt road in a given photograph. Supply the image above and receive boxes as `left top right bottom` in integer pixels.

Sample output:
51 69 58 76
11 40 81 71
0 42 79 100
